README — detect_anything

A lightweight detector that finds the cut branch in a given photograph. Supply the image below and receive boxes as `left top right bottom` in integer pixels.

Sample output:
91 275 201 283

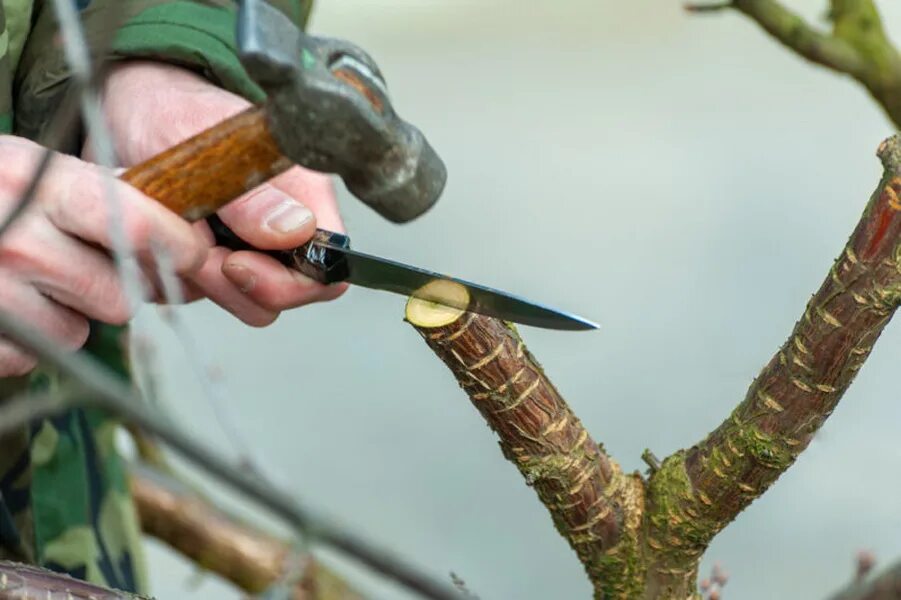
406 292 644 598
130 465 362 599
645 134 901 592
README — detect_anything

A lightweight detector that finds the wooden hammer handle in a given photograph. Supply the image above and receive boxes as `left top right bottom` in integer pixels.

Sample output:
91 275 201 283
120 107 292 222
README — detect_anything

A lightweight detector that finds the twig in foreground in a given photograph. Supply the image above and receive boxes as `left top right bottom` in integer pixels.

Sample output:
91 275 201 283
0 309 460 600
684 2 733 12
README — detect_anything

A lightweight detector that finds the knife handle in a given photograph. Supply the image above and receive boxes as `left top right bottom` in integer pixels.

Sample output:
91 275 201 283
205 215 350 284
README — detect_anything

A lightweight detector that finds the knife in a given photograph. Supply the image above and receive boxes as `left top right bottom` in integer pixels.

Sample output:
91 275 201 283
206 216 598 331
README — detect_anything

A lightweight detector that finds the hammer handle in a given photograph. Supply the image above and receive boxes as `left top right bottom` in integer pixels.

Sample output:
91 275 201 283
121 106 292 222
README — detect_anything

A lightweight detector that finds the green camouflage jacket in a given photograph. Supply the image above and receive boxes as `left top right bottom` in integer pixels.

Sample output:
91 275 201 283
0 0 310 593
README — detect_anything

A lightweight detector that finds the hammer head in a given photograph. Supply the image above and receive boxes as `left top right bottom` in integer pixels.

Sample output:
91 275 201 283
237 0 447 223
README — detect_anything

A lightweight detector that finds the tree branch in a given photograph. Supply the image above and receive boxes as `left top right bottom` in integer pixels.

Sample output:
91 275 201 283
691 0 901 127
406 303 644 598
645 134 901 590
130 465 362 599
0 311 461 600
729 0 866 76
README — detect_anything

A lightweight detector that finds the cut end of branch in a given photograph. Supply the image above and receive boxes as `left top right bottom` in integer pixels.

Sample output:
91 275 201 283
405 280 469 328
641 449 661 473
877 134 901 173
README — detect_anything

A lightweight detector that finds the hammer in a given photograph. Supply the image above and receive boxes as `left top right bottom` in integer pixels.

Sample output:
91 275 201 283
121 0 446 224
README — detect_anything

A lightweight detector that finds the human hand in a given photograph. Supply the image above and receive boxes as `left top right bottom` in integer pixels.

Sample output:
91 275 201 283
0 136 208 376
95 60 347 326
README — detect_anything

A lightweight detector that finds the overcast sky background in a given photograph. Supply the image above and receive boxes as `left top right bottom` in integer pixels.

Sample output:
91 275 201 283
136 2 901 598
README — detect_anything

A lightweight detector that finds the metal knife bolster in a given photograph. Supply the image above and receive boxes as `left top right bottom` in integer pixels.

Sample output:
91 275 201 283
205 215 350 284
296 230 351 283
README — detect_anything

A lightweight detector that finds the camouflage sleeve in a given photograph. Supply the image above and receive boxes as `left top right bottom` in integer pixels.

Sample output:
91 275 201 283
13 0 312 144
2 0 312 593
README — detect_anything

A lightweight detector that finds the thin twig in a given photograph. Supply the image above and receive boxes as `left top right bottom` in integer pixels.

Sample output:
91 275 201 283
0 91 82 242
731 0 867 76
0 307 460 600
153 243 270 476
0 0 123 244
51 0 148 314
691 0 901 126
684 2 733 12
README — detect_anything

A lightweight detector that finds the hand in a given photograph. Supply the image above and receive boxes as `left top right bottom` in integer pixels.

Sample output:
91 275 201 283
94 60 348 326
0 136 208 376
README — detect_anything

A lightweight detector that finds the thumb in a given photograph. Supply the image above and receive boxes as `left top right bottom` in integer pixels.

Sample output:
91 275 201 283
215 184 317 250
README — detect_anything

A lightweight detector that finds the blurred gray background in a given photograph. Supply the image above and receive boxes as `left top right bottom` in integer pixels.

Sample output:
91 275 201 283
135 1 901 598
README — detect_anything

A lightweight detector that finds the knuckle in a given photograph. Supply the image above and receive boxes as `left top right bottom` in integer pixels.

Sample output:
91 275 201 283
0 345 38 377
67 274 133 325
180 240 208 275
59 316 91 350
121 208 155 252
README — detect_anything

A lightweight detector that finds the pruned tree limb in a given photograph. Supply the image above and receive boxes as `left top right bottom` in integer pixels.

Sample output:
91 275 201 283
130 465 362 599
406 295 644 598
690 0 901 127
407 135 901 598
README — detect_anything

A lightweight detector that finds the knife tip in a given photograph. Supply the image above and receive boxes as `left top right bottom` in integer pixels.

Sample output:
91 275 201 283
559 313 600 331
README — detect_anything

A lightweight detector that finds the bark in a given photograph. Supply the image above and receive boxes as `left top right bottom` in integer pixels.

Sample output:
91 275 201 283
407 135 901 598
130 466 362 600
406 307 645 598
689 0 901 128
0 561 142 599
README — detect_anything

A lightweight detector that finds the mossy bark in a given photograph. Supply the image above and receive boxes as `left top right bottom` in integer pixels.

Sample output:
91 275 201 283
720 0 901 128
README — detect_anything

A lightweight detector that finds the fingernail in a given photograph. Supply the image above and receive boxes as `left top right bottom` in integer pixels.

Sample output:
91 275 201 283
264 199 314 234
224 263 256 293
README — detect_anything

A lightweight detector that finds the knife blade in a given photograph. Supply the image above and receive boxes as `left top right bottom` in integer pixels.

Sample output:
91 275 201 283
206 216 598 331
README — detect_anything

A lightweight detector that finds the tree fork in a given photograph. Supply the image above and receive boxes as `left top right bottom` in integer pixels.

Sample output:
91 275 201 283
407 137 901 599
